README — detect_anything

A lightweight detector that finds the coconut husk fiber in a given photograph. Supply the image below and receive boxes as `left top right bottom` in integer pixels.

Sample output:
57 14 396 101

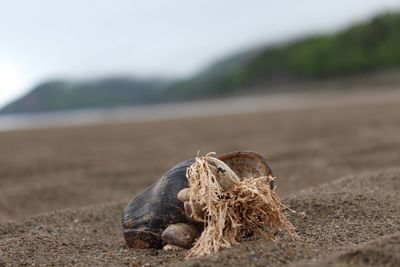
186 153 298 258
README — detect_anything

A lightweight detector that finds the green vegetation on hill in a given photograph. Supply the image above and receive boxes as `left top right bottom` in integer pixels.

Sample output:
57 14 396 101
247 13 400 78
161 12 400 100
2 11 400 114
1 78 171 114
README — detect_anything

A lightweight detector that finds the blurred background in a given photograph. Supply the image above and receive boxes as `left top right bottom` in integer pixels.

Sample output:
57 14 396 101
1 0 400 221
1 0 400 121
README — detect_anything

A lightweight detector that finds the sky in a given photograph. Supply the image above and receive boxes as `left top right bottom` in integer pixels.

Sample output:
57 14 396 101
1 0 400 108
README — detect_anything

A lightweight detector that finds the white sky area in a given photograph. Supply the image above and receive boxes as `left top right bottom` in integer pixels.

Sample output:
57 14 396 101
1 0 400 108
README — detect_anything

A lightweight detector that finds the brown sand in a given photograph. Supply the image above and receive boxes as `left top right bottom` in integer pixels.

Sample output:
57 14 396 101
0 90 400 266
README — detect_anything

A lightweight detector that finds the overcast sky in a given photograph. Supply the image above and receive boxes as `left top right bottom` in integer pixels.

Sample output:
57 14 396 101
1 0 400 108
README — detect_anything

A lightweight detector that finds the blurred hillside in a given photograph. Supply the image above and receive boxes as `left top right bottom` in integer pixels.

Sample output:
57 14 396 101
2 11 400 114
1 78 171 113
163 11 400 100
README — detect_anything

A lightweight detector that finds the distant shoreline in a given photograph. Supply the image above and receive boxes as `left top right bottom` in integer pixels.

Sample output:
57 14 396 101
1 86 400 132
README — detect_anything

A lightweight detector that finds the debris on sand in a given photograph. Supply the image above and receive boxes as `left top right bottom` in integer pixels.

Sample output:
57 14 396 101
186 153 298 258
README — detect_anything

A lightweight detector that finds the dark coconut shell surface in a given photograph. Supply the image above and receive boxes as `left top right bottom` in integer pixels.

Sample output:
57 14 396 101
122 151 273 249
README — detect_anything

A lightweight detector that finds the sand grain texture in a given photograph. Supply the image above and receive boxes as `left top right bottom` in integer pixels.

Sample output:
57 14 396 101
0 91 400 266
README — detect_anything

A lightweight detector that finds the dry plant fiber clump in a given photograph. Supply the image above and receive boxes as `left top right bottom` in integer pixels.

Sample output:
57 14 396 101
186 153 297 258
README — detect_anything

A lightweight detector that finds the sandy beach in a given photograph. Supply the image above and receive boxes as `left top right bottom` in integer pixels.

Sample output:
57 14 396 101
0 89 399 266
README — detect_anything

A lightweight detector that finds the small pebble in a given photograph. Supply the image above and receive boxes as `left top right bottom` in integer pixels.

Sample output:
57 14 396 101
299 212 307 218
163 244 184 251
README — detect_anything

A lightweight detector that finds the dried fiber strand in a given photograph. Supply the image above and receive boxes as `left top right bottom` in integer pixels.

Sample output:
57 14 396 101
186 153 297 258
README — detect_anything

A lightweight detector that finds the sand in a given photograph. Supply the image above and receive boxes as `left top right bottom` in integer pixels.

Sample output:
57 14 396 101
0 90 400 266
